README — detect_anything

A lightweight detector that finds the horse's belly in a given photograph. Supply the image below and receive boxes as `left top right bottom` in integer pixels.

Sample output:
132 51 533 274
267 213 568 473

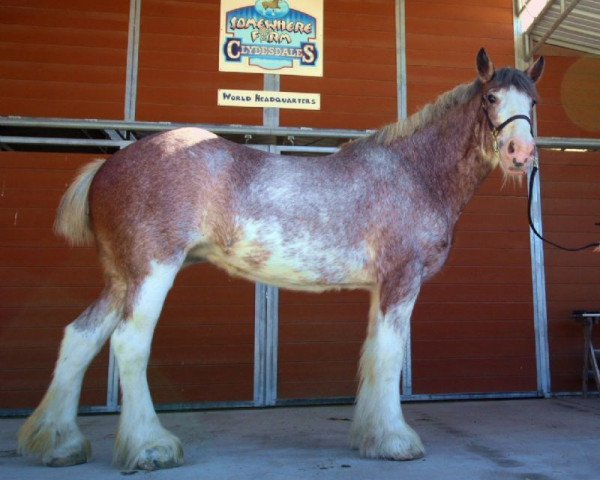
204 219 374 291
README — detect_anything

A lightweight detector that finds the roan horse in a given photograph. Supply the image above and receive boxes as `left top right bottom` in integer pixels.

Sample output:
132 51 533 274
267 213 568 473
18 49 544 470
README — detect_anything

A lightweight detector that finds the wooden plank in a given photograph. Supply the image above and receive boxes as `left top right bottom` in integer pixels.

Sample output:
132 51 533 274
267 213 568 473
1 6 128 31
0 24 127 50
413 338 535 360
0 285 255 308
413 320 534 339
414 375 535 395
279 323 366 343
278 362 357 383
414 357 537 379
3 0 126 13
413 302 533 322
150 344 254 365
0 0 128 119
0 304 254 328
0 246 100 267
148 382 254 404
279 342 362 363
147 364 252 386
0 388 107 410
278 381 356 399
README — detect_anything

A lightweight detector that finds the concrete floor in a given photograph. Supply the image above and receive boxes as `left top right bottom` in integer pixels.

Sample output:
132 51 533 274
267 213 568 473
1 398 599 480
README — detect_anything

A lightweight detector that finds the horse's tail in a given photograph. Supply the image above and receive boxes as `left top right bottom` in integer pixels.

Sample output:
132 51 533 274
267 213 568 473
54 159 106 246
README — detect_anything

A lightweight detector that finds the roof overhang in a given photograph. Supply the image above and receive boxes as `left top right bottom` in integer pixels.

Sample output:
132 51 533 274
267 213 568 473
518 0 600 59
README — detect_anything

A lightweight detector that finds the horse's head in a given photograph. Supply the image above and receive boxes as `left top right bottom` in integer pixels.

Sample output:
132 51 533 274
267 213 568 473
476 48 544 176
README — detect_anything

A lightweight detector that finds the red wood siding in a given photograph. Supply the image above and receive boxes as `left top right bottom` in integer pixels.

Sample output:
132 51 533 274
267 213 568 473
135 0 262 125
0 0 128 119
0 153 107 408
0 152 255 408
278 290 368 400
5 0 593 407
149 265 255 405
279 0 397 130
536 52 600 392
406 0 537 395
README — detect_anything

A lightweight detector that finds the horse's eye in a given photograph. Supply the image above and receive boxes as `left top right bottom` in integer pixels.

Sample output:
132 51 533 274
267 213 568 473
486 94 497 104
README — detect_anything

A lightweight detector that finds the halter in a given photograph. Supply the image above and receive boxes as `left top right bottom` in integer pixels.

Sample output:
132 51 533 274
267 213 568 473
482 98 533 153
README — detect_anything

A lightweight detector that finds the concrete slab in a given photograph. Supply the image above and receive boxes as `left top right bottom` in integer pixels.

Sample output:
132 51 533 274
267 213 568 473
1 398 599 480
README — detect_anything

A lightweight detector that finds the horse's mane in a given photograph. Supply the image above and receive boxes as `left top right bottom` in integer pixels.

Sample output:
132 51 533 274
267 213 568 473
360 80 481 146
356 67 538 147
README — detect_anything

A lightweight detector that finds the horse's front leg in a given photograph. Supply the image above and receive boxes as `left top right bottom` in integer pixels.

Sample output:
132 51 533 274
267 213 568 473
350 283 424 460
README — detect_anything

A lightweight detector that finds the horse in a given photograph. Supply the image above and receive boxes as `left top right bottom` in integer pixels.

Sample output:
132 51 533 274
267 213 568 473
262 0 281 12
17 49 544 470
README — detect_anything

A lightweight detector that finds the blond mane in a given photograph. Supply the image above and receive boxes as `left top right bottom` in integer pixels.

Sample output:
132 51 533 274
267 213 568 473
363 80 480 146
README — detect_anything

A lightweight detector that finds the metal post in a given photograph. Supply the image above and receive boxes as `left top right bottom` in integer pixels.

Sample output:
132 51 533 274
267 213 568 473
252 73 281 406
396 0 413 397
254 283 268 406
265 285 279 405
263 74 280 127
528 160 552 397
514 5 552 397
106 345 120 411
105 0 143 412
124 0 142 121
254 279 279 406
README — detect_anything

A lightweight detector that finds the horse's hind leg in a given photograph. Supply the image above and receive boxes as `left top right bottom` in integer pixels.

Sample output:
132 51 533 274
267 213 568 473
111 259 183 471
18 287 124 466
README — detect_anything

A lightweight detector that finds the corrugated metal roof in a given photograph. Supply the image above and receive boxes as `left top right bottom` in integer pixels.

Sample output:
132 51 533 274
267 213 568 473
527 0 600 56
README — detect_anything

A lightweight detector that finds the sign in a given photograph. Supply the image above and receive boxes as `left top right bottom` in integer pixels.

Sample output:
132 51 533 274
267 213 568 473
219 0 323 77
218 89 320 110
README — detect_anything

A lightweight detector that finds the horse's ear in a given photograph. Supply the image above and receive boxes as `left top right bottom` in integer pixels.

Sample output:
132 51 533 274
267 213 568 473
476 48 495 83
526 56 545 83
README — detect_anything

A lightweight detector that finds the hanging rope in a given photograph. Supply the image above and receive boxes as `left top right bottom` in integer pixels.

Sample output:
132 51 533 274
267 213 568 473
528 164 600 252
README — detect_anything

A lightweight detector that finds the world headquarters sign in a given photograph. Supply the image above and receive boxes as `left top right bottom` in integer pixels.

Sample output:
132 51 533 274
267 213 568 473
219 0 323 77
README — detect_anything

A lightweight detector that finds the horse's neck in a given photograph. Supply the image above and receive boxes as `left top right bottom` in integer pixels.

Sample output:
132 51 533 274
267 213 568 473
399 95 491 222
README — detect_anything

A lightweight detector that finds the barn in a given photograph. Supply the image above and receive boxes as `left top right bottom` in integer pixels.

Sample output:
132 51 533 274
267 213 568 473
1 0 599 432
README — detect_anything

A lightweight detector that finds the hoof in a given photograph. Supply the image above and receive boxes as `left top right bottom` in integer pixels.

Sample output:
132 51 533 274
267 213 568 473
135 445 184 471
352 425 425 461
44 441 91 467
366 432 425 461
18 414 91 467
115 429 184 471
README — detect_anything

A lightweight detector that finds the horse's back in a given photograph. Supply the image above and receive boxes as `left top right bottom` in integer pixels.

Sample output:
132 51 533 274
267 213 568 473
87 128 245 277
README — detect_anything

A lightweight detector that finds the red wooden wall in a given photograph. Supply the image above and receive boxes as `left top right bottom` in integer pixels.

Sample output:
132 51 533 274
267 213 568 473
2 0 597 409
0 0 128 119
406 0 537 394
279 0 398 130
536 51 600 392
135 0 262 125
0 152 255 409
0 153 108 408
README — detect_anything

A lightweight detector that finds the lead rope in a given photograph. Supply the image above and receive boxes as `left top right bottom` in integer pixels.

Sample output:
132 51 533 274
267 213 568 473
528 162 600 252
485 102 599 252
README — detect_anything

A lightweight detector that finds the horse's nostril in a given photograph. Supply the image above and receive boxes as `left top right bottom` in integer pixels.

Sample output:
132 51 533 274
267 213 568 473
508 141 515 154
512 158 524 168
